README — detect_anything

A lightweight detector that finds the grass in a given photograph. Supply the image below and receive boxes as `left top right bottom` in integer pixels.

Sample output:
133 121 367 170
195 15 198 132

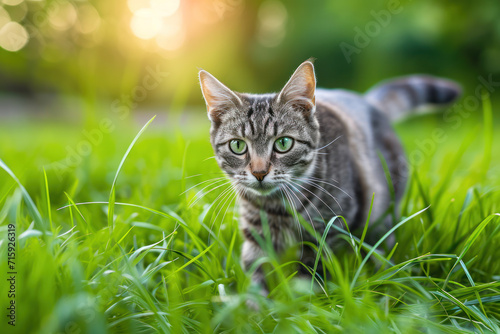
0 97 499 334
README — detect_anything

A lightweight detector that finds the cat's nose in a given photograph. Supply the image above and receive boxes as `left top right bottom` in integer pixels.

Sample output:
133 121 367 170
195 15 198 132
251 170 269 182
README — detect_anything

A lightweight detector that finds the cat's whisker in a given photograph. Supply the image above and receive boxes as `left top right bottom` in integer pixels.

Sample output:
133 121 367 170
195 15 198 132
287 179 337 218
187 179 228 207
279 185 304 257
290 177 344 211
229 184 242 228
209 184 237 236
215 185 239 241
218 182 244 241
180 176 228 195
315 135 343 151
293 175 351 200
304 175 340 185
209 185 235 221
202 155 217 161
294 177 350 201
189 180 232 208
194 183 232 215
283 183 318 240
184 174 203 179
187 177 229 201
285 182 326 240
198 184 235 244
185 172 230 178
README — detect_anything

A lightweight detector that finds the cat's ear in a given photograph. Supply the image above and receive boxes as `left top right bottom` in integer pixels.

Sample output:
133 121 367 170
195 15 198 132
199 70 243 122
277 60 316 116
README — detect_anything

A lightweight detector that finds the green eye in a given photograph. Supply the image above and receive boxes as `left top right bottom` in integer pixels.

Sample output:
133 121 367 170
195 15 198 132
274 137 294 153
229 139 247 154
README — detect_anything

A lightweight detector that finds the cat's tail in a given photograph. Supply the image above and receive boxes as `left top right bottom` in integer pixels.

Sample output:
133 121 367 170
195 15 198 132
365 75 462 121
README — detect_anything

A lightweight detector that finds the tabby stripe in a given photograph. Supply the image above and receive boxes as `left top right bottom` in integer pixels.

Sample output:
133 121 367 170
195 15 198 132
249 120 255 135
401 84 419 107
264 116 272 130
426 82 438 104
242 228 261 244
240 123 246 137
264 206 290 216
296 159 313 166
242 212 261 226
296 139 314 148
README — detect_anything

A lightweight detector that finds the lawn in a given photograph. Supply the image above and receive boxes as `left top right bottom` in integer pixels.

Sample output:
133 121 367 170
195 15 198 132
0 96 499 333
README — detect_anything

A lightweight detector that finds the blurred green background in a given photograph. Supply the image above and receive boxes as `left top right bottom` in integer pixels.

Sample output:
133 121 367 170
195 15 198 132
1 0 500 108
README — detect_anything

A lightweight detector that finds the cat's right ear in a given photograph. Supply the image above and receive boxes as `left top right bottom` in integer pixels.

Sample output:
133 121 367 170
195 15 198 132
199 70 242 122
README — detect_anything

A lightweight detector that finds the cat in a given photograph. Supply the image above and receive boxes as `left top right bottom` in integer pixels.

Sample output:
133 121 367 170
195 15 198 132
198 60 461 292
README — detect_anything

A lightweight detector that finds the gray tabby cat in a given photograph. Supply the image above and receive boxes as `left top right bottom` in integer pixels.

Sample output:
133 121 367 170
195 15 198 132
198 60 460 290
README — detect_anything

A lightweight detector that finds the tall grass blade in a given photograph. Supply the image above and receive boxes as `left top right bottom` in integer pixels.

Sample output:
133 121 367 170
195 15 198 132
108 115 157 231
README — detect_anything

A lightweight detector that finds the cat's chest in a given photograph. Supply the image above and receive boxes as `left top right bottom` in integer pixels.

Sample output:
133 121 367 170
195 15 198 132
239 198 296 239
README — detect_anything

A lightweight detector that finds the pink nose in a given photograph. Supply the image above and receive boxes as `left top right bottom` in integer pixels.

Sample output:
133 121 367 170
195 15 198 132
251 170 269 182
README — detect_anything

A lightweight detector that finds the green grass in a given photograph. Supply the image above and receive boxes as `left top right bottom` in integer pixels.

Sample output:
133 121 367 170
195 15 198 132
0 99 499 334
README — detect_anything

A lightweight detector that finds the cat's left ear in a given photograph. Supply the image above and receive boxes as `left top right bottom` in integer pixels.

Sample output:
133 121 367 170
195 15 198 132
199 70 243 122
277 60 316 117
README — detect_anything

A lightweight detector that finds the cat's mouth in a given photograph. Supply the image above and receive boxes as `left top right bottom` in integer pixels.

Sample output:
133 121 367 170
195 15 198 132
244 181 280 197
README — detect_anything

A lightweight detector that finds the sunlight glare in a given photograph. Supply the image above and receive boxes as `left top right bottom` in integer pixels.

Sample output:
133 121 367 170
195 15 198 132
150 0 180 17
130 8 163 40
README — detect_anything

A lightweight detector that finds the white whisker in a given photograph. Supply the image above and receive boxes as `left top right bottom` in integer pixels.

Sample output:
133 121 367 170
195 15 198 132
280 184 305 258
290 177 344 211
287 179 337 218
305 175 340 185
293 175 352 200
180 176 228 195
283 183 318 239
315 135 343 151
210 184 237 236
189 180 231 208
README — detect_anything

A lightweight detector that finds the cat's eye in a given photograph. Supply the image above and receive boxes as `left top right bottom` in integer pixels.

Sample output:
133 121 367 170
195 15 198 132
274 137 294 153
229 139 247 155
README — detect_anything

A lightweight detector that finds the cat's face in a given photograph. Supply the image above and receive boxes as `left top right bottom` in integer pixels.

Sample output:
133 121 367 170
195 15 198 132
199 61 319 198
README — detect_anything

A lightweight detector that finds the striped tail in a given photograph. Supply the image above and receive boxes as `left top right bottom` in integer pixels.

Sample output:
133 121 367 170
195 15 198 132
365 75 462 121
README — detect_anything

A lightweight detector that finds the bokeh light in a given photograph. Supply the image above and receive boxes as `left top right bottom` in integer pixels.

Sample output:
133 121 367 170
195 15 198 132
129 0 183 45
3 0 23 6
48 0 78 31
127 0 149 13
257 0 287 47
130 8 163 40
0 21 28 52
155 13 184 50
150 0 180 17
5 1 27 22
0 7 10 29
76 3 101 34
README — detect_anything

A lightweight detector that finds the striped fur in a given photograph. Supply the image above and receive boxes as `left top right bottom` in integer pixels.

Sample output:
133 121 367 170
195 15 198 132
365 75 462 121
199 62 461 293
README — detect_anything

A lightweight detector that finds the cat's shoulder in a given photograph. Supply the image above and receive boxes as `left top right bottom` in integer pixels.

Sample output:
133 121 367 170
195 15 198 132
315 88 380 134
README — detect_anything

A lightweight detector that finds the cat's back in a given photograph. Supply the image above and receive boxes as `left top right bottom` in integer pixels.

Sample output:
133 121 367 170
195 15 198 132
315 88 381 135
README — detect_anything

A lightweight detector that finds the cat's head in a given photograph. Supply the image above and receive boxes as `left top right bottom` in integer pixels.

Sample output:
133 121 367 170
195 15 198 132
199 60 320 198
